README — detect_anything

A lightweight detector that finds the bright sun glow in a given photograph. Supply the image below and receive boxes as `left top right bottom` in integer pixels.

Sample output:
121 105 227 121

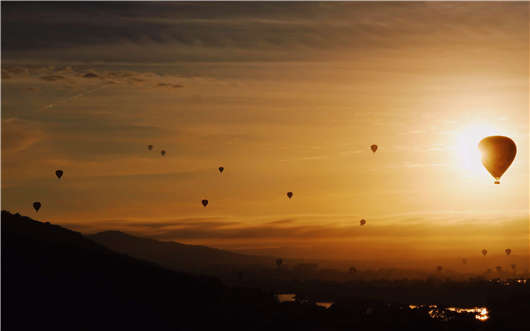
452 122 503 180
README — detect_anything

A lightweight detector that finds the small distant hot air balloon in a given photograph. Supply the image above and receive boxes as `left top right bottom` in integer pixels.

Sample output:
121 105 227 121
55 170 63 179
481 249 488 256
478 136 516 184
511 264 516 271
218 166 224 174
201 199 208 207
286 192 293 199
370 144 378 154
462 258 468 265
436 266 443 272
33 202 41 212
505 248 511 256
148 145 153 151
360 219 366 226
276 258 283 267
161 150 166 156
349 266 357 273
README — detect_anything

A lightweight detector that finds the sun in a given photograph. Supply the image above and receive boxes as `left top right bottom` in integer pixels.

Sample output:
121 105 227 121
451 122 500 179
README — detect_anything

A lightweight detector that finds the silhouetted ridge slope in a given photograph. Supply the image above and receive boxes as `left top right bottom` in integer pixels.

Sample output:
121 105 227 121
1 211 277 331
89 230 274 273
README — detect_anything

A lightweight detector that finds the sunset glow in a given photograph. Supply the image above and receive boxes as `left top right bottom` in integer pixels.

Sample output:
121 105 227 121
2 2 528 269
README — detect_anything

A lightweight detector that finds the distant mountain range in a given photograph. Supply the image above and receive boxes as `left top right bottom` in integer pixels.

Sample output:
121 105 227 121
88 230 276 274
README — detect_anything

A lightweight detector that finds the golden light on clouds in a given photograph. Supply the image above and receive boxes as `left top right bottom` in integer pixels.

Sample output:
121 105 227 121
1 2 528 265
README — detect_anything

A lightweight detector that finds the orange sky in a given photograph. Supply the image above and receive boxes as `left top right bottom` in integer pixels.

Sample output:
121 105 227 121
2 2 528 267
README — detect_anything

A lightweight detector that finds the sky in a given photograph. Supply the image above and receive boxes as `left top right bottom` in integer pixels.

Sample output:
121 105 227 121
2 2 528 268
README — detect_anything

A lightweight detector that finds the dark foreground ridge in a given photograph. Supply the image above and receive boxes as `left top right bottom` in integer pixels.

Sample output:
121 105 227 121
3 211 530 331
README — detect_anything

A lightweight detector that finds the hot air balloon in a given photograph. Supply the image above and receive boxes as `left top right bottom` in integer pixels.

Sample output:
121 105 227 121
218 166 224 174
478 136 516 184
55 170 63 179
511 264 516 271
349 266 357 273
370 144 378 154
33 202 41 212
161 150 166 156
505 248 511 256
436 266 443 272
360 219 366 226
462 258 468 265
286 192 293 199
201 199 208 207
276 258 283 267
148 145 153 151
481 249 488 256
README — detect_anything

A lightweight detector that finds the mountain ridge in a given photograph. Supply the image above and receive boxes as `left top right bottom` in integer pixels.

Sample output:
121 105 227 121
88 229 277 273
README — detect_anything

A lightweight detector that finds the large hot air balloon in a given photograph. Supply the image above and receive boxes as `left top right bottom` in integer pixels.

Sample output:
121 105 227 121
33 202 41 212
478 136 516 184
481 249 488 256
161 150 166 156
201 199 208 207
218 166 224 174
505 248 512 256
370 144 378 154
360 219 366 226
148 145 153 151
55 170 63 179
286 192 293 199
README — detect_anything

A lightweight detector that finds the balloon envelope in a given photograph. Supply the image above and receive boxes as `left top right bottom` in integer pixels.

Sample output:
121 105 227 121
286 192 293 199
481 249 488 256
161 150 166 156
202 199 208 207
505 248 511 256
370 144 378 153
218 166 224 173
55 170 63 179
33 202 41 212
360 219 366 226
148 145 153 151
478 136 516 184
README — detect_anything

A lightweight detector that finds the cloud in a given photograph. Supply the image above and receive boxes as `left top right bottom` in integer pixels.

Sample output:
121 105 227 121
40 75 65 81
157 82 183 88
3 2 526 64
1 117 45 152
3 65 185 91
82 72 99 78
59 213 528 247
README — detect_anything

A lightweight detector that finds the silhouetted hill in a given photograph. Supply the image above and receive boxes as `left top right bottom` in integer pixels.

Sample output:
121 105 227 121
88 230 275 273
1 211 280 331
3 211 529 331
